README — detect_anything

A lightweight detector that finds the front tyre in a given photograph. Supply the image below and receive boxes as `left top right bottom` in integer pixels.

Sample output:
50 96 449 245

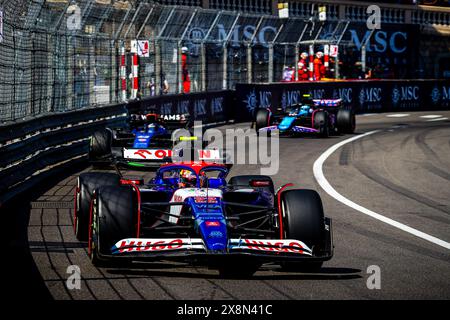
313 111 329 138
280 189 326 272
74 172 120 241
89 129 113 160
90 186 137 267
255 109 271 136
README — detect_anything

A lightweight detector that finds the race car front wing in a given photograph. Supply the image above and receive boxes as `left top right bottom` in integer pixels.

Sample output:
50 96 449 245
106 226 333 263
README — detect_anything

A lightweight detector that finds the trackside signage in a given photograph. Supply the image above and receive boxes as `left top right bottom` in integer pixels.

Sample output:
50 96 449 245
235 80 450 121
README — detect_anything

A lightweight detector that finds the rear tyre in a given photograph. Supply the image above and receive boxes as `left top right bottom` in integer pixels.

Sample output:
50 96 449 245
89 129 113 160
313 111 329 138
280 189 325 272
255 109 271 136
75 172 120 241
337 109 356 134
90 186 137 267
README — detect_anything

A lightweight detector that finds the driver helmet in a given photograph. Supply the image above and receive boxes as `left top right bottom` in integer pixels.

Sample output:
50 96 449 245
179 169 197 188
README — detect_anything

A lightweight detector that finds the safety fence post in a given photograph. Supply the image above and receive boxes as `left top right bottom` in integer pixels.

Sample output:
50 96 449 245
66 34 74 110
223 46 228 90
309 44 314 81
247 44 252 83
201 42 206 92
269 44 274 83
294 44 299 81
155 40 161 96
120 43 127 101
89 37 95 105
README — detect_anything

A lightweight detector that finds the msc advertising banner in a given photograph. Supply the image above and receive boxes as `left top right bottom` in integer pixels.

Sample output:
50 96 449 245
235 80 450 121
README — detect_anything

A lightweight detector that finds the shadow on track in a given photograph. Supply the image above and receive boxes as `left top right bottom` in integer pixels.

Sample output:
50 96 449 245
105 265 362 281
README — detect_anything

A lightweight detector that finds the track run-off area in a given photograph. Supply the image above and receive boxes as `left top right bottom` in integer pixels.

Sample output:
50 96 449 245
10 110 450 300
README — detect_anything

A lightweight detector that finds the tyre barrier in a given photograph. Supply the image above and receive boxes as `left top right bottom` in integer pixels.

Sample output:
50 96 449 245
0 104 128 207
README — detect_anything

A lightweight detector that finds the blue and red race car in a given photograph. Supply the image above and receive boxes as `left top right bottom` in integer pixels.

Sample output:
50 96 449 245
74 161 333 276
89 112 201 168
255 95 356 137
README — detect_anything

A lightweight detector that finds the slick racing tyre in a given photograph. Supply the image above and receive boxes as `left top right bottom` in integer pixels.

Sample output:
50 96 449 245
74 172 120 241
336 109 356 134
255 109 271 136
280 189 326 272
89 129 113 160
313 111 329 138
90 186 137 267
228 175 275 194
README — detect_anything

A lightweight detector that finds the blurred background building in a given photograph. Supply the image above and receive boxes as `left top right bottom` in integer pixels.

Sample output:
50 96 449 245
0 0 449 122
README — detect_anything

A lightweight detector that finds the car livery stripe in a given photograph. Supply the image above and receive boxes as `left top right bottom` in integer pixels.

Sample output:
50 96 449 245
229 239 312 255
111 238 206 254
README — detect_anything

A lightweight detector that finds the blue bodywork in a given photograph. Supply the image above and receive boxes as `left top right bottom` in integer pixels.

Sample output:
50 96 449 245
276 105 313 132
132 124 168 148
143 164 271 253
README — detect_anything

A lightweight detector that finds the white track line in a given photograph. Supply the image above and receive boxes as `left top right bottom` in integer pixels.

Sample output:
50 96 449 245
313 131 450 250
420 115 442 119
386 114 410 118
427 117 448 122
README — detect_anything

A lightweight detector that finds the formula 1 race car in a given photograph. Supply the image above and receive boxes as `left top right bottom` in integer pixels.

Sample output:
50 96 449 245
255 95 355 137
89 112 197 168
73 161 333 276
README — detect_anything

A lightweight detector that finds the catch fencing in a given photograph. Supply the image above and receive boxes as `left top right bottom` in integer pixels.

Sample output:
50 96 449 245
0 0 424 124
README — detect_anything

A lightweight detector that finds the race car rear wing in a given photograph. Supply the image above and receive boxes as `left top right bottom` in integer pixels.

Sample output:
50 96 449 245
312 99 342 107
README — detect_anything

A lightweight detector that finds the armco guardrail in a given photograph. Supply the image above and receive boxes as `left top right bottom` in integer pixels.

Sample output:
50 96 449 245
0 104 128 206
235 80 450 121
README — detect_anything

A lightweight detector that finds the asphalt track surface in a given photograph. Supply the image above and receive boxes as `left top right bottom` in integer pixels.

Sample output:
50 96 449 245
15 111 450 300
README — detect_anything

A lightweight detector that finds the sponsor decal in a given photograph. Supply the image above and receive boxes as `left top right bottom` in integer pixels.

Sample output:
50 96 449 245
392 86 401 106
392 85 419 108
208 231 223 238
431 86 441 105
349 29 407 54
113 238 207 254
244 89 258 113
359 87 382 110
205 221 221 227
281 90 302 109
211 97 224 115
124 149 173 160
195 197 219 204
169 189 223 223
194 99 207 117
114 238 184 253
198 149 221 160
244 89 272 114
229 239 312 255
160 114 186 121
333 88 352 104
